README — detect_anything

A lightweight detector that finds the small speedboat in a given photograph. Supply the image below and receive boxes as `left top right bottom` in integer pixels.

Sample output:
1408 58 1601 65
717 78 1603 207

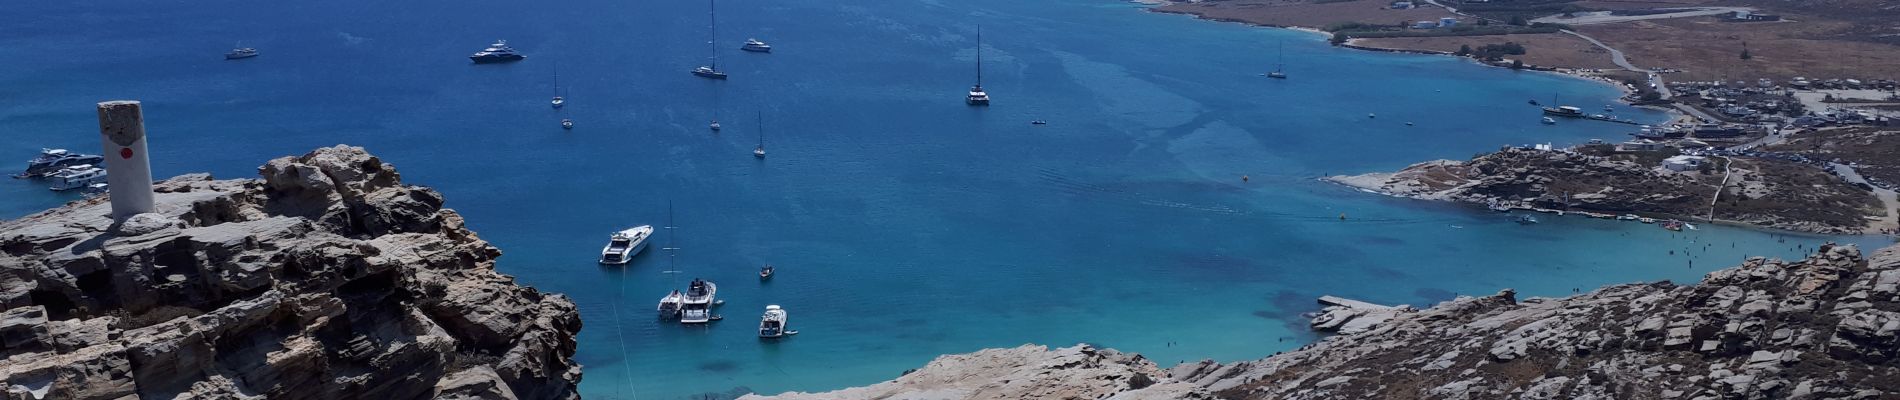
1541 117 1557 125
741 38 772 53
225 47 258 60
1266 71 1287 79
561 119 574 130
552 96 565 109
759 264 774 280
1367 113 1376 118
1030 120 1047 125
710 120 722 131
599 225 654 265
759 305 790 338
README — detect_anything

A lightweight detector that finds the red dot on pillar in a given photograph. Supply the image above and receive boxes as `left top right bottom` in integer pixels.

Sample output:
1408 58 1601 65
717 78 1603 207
120 148 133 159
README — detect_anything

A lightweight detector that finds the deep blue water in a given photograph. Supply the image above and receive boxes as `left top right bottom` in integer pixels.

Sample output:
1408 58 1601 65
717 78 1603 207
3 0 1890 398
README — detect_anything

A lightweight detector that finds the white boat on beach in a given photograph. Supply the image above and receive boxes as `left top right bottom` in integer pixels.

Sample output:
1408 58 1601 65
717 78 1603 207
599 225 653 265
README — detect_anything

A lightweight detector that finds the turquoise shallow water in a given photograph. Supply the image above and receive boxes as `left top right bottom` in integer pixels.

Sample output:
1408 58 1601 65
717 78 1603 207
2 0 1891 398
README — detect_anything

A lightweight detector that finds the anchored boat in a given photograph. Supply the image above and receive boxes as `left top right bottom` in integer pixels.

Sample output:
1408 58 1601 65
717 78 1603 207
599 225 653 265
18 149 103 179
759 305 796 338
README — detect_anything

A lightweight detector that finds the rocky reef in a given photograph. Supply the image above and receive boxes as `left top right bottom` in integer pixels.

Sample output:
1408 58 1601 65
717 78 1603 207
751 242 1900 399
1327 147 1884 234
0 146 581 399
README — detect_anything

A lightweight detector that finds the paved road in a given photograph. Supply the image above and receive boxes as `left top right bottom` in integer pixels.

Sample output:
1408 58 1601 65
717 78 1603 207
1532 7 1752 25
1830 163 1900 232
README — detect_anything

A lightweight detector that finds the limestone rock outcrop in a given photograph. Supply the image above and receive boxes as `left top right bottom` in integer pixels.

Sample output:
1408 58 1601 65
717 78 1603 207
752 242 1900 399
0 146 581 400
742 344 1183 400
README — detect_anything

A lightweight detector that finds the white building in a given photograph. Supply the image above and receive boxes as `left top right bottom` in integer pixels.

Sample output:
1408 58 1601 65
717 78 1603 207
1662 155 1707 172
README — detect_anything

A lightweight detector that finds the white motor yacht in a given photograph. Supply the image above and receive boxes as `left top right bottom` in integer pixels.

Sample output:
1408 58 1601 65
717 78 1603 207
759 305 794 338
741 38 772 53
47 165 106 192
680 278 719 324
657 290 684 319
599 225 653 265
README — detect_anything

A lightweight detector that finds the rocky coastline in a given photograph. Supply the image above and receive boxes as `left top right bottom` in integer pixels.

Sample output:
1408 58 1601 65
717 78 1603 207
1325 147 1885 234
749 242 1900 399
0 146 581 399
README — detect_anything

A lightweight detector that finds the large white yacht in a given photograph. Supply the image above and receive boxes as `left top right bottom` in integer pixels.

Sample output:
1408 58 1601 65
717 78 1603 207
680 278 719 324
47 166 107 192
759 305 793 338
599 225 653 265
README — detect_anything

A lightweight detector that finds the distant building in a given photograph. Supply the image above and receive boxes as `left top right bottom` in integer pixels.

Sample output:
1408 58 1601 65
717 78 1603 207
1390 1 1414 9
1618 139 1667 152
1663 155 1706 172
1413 21 1439 29
1728 11 1781 22
1439 17 1458 28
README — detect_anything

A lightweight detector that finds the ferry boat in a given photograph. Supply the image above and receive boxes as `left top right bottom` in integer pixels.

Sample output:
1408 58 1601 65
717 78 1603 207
19 149 103 179
225 46 258 60
47 165 107 192
657 290 684 318
759 305 795 338
680 278 719 324
741 38 772 53
469 40 525 63
1542 106 1585 118
966 27 990 106
598 225 653 265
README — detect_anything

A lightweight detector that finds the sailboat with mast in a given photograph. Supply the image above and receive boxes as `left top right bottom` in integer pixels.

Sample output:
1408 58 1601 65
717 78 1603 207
656 205 685 319
551 63 565 109
692 0 729 80
753 111 767 158
1266 42 1288 79
965 27 990 106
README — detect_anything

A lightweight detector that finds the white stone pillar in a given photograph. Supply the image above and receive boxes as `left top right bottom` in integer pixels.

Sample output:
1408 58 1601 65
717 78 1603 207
96 100 155 219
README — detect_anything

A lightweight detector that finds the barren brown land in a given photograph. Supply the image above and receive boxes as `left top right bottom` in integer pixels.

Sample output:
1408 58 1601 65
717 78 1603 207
1579 15 1900 81
1157 0 1900 82
1355 33 1622 69
1154 0 1456 30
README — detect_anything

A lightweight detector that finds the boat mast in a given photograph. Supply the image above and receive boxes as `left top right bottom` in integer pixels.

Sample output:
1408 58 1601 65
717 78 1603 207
663 202 681 280
1276 41 1285 72
709 0 719 70
757 110 765 148
974 26 983 87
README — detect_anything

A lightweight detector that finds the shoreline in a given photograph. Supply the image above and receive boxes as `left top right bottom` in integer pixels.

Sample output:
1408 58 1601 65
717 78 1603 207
1320 172 1882 237
1145 3 1683 121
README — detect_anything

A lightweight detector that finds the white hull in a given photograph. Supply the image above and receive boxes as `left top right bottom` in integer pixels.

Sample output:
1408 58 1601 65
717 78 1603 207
599 225 654 265
759 306 788 338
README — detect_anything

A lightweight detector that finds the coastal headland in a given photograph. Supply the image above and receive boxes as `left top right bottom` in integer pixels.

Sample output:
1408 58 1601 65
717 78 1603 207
0 146 582 399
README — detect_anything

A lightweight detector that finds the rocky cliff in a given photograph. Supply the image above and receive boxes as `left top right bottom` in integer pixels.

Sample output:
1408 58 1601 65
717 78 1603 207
1327 147 1884 234
0 146 581 399
750 242 1900 399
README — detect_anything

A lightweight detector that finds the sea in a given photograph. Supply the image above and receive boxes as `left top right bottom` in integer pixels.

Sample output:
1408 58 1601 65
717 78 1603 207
2 0 1890 398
